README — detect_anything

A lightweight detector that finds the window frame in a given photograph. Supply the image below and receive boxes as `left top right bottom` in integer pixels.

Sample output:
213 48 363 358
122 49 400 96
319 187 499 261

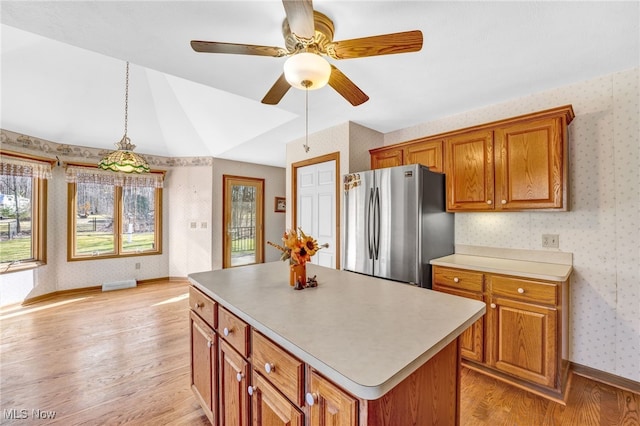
0 151 51 273
66 166 163 261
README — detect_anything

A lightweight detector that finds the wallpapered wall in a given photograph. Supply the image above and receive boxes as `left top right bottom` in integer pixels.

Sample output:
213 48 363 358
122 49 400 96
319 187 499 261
385 68 640 382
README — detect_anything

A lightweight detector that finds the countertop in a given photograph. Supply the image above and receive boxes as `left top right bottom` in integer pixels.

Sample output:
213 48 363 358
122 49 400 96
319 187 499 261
430 246 573 281
189 262 485 400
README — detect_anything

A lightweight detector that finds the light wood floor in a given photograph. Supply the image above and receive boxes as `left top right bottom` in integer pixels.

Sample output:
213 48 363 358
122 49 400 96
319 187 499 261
1 280 638 425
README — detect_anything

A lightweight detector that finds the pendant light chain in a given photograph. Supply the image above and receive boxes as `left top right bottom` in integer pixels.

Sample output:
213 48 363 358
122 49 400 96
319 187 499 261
98 60 150 174
304 86 310 152
123 61 129 138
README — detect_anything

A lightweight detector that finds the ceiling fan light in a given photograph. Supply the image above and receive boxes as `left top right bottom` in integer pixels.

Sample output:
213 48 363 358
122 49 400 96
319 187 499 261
284 52 331 90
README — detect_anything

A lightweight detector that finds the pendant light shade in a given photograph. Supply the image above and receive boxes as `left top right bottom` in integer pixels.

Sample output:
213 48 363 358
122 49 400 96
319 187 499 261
98 136 150 174
283 52 331 90
98 61 150 174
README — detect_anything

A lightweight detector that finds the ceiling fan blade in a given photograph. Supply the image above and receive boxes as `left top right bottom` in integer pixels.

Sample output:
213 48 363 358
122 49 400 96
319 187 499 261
328 65 369 106
191 40 287 57
282 0 315 40
326 30 423 59
262 74 291 105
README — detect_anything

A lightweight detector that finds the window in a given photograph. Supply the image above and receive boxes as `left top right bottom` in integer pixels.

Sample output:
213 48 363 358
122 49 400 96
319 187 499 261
0 152 51 271
66 165 163 260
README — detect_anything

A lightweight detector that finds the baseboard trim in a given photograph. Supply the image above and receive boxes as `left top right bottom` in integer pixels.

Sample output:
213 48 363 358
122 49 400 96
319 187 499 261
19 276 189 306
570 362 640 394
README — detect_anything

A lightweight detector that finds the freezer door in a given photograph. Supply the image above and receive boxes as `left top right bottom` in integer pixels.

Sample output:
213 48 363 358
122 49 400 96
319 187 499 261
374 165 420 283
342 171 375 275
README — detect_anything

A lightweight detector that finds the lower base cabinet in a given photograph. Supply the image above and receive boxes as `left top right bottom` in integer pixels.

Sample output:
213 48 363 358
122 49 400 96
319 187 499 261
307 370 358 426
219 339 250 426
433 266 569 401
190 285 462 425
251 372 304 426
190 311 217 424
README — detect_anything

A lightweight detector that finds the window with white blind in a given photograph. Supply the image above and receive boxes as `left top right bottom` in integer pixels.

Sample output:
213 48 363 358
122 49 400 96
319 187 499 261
66 165 163 260
0 152 52 271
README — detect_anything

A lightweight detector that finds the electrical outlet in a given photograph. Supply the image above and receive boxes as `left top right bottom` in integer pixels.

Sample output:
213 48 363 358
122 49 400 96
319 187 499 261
542 234 559 248
135 262 141 270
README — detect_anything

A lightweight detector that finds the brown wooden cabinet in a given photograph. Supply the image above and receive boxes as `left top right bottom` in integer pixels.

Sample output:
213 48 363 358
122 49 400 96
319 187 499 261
445 115 569 211
190 284 464 425
219 339 250 426
494 117 566 210
371 106 574 212
190 310 217 425
487 274 560 388
445 130 495 211
432 266 569 401
370 146 403 169
307 370 358 426
432 267 485 362
370 138 443 173
250 372 304 426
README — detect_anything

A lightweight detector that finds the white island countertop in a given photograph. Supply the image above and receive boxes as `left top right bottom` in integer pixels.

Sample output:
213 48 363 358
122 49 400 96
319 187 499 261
189 262 485 401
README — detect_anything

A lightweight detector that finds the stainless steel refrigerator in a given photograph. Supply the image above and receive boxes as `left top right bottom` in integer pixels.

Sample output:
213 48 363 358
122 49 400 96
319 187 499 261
342 164 454 288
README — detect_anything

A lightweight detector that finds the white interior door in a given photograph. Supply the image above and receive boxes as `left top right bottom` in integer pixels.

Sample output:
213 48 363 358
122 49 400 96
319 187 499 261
296 160 336 268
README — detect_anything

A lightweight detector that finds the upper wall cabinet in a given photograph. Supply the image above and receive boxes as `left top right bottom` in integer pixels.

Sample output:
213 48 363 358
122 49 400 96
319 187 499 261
370 139 444 173
371 105 574 212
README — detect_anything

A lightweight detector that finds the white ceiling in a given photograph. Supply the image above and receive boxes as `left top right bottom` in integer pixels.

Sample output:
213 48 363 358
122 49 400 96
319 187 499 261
1 1 638 168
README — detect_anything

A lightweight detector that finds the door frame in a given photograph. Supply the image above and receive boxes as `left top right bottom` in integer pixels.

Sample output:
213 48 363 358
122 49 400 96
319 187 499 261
222 175 265 269
291 152 341 270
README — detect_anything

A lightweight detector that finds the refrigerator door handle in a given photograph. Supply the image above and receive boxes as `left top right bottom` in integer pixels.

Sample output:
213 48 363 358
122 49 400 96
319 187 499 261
374 187 381 260
367 188 374 259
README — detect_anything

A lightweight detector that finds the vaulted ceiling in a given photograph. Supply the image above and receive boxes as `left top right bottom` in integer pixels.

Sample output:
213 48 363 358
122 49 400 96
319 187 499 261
1 1 638 167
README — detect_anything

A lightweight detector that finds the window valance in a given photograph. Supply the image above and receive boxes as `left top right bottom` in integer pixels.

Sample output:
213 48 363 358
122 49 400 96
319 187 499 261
65 166 164 188
0 155 53 179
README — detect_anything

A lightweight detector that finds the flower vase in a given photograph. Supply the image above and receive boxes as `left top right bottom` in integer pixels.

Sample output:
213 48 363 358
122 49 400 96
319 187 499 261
289 263 306 287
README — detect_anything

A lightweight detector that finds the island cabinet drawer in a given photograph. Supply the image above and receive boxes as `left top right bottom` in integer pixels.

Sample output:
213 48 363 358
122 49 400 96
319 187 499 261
219 306 250 358
189 286 216 329
251 330 305 407
433 266 484 292
489 275 558 306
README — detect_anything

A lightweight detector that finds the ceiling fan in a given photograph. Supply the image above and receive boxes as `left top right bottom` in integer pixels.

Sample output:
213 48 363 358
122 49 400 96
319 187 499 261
190 0 423 106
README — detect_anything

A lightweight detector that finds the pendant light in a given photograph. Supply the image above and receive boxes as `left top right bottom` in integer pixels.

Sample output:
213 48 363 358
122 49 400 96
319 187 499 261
98 61 150 174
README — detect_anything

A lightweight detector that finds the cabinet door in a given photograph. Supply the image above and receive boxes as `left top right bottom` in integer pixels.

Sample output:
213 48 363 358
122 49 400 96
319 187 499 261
370 148 403 169
190 311 217 424
405 140 444 173
445 130 495 211
308 370 358 426
251 372 304 426
494 117 565 210
220 340 250 426
487 296 558 388
432 284 484 362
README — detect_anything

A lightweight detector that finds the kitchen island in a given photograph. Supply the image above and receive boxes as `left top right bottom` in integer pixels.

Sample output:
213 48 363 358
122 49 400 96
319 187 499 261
189 262 485 425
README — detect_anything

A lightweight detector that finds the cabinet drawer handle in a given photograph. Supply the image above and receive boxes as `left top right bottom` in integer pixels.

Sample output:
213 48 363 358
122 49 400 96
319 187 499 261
501 199 507 205
487 200 493 205
247 385 257 396
305 392 318 406
207 340 213 349
517 288 525 294
223 327 232 336
195 302 204 309
264 363 275 374
490 303 496 309
453 277 460 283
236 372 244 382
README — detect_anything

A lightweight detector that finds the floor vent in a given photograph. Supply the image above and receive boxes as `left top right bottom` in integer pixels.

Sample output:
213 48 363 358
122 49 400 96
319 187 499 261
102 279 137 292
